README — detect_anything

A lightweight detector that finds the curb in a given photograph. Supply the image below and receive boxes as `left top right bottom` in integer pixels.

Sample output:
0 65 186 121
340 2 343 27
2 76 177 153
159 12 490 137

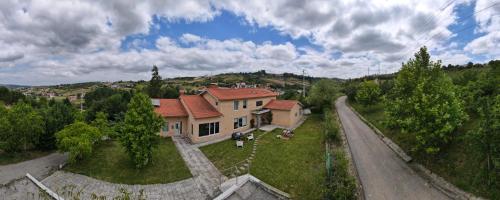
346 100 485 200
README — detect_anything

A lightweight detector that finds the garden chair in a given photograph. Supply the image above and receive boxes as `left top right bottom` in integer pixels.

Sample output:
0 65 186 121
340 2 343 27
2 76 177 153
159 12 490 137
236 140 244 148
247 133 254 141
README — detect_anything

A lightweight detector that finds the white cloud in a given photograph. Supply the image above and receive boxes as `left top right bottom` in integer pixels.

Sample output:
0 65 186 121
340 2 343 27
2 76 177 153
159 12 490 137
0 0 497 85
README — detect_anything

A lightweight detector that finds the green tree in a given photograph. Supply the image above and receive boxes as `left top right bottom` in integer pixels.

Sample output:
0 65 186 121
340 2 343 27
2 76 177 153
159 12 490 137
3 102 44 152
55 122 101 163
307 79 340 111
0 103 11 151
355 81 381 105
342 81 359 102
470 95 500 187
385 47 467 155
91 112 115 138
148 65 162 98
38 101 75 150
120 93 163 168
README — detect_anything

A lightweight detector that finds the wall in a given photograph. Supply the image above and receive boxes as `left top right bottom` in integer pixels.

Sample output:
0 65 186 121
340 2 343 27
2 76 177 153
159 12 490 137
159 117 188 137
269 104 303 128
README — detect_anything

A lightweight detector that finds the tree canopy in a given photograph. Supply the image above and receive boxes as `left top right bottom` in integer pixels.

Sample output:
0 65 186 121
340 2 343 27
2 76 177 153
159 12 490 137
120 93 163 168
148 65 162 98
55 122 102 163
307 79 340 111
355 80 381 105
385 47 467 155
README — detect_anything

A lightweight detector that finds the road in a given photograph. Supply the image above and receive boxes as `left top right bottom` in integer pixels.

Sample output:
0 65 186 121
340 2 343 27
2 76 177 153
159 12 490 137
335 96 450 200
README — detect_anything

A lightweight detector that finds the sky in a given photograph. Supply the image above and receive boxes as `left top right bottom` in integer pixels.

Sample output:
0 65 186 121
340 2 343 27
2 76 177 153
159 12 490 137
0 0 499 85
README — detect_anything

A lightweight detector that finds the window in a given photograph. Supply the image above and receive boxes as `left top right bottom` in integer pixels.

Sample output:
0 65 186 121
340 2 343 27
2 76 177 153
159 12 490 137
234 100 239 110
199 122 220 137
162 122 169 132
191 124 193 135
215 101 218 106
256 100 263 106
234 116 247 129
243 100 247 109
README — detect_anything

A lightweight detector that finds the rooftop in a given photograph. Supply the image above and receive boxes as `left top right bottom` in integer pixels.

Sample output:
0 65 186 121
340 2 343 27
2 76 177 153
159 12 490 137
263 99 300 111
180 95 222 119
154 99 188 117
207 87 278 101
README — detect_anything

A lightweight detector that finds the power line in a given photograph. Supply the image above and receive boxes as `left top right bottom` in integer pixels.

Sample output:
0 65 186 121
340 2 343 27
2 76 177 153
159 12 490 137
399 1 500 62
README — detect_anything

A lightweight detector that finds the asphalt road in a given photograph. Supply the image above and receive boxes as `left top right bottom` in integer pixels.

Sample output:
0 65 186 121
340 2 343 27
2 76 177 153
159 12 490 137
335 96 450 200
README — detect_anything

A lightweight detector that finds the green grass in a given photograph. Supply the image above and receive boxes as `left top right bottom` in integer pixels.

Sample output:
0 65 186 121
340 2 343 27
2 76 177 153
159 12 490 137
0 150 53 165
200 132 262 175
349 100 498 199
64 138 191 184
202 115 326 199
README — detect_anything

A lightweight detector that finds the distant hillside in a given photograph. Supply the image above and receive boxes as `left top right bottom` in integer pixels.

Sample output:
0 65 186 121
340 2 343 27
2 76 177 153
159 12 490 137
0 84 31 89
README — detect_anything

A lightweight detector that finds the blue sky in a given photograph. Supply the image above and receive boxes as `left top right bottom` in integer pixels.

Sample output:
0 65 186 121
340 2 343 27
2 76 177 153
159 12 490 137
0 0 498 85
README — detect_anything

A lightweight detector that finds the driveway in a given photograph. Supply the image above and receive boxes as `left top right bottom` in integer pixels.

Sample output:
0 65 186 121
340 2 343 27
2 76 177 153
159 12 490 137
0 152 67 185
335 96 450 200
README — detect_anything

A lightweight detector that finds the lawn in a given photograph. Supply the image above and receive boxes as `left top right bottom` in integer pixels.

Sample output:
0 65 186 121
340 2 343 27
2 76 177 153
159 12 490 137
200 131 262 175
202 115 326 199
0 150 53 165
64 137 192 184
349 101 497 199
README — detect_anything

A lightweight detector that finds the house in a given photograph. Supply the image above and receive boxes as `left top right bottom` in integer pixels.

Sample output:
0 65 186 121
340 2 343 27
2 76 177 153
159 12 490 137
153 86 304 143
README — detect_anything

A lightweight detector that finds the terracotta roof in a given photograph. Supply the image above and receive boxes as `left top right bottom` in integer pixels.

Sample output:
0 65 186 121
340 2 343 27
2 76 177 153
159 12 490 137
207 87 278 100
154 99 188 117
180 95 222 119
264 99 300 111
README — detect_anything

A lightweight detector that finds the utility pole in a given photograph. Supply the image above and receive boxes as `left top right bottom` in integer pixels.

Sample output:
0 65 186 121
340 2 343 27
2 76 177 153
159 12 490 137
302 69 306 97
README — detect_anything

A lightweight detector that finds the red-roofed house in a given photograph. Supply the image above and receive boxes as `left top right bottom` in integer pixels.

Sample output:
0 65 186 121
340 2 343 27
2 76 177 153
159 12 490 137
154 86 303 143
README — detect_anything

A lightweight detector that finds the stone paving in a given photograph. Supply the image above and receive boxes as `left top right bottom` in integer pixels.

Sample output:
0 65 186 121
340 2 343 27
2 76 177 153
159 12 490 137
41 171 204 200
171 136 224 198
35 137 224 199
0 152 67 186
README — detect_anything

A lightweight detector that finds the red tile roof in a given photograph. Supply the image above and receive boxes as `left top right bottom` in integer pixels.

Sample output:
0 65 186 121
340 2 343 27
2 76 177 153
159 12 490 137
180 95 222 119
207 87 278 100
154 99 188 117
264 99 300 111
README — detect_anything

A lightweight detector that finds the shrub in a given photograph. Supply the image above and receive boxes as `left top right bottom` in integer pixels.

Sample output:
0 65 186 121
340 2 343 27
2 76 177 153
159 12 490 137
55 122 102 163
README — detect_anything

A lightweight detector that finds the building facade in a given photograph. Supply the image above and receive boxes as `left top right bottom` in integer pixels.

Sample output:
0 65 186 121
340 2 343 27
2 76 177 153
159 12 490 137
153 86 303 143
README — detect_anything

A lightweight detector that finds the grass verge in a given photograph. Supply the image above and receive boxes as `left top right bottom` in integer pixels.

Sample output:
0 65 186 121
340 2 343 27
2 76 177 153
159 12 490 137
0 150 53 165
64 137 191 184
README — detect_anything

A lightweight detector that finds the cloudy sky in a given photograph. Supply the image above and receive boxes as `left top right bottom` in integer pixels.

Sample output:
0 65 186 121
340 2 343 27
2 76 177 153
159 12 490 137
0 0 498 85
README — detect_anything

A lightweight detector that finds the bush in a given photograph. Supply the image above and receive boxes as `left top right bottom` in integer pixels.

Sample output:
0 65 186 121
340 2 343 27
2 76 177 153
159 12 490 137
326 150 357 200
323 109 339 142
55 122 102 163
307 79 340 112
355 81 381 106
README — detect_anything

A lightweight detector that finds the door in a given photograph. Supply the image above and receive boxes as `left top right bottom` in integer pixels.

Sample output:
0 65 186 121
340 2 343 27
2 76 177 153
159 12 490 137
175 121 181 135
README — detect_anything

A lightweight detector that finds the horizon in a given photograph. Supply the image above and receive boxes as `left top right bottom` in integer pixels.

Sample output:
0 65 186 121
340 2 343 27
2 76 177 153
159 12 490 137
0 0 498 85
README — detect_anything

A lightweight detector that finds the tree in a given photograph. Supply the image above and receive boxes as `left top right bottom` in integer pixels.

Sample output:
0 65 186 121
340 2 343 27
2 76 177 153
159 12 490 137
307 79 340 111
91 112 115 138
355 81 381 105
0 103 11 151
148 65 162 98
55 122 101 163
37 101 75 150
342 81 359 102
385 47 467 155
120 93 163 168
2 102 44 152
470 95 500 187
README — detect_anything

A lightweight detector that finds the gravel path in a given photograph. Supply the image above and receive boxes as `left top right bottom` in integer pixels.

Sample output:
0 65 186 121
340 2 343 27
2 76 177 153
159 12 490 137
335 96 450 200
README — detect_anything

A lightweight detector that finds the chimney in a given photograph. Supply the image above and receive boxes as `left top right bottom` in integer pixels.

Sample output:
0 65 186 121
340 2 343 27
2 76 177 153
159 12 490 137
179 89 186 96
